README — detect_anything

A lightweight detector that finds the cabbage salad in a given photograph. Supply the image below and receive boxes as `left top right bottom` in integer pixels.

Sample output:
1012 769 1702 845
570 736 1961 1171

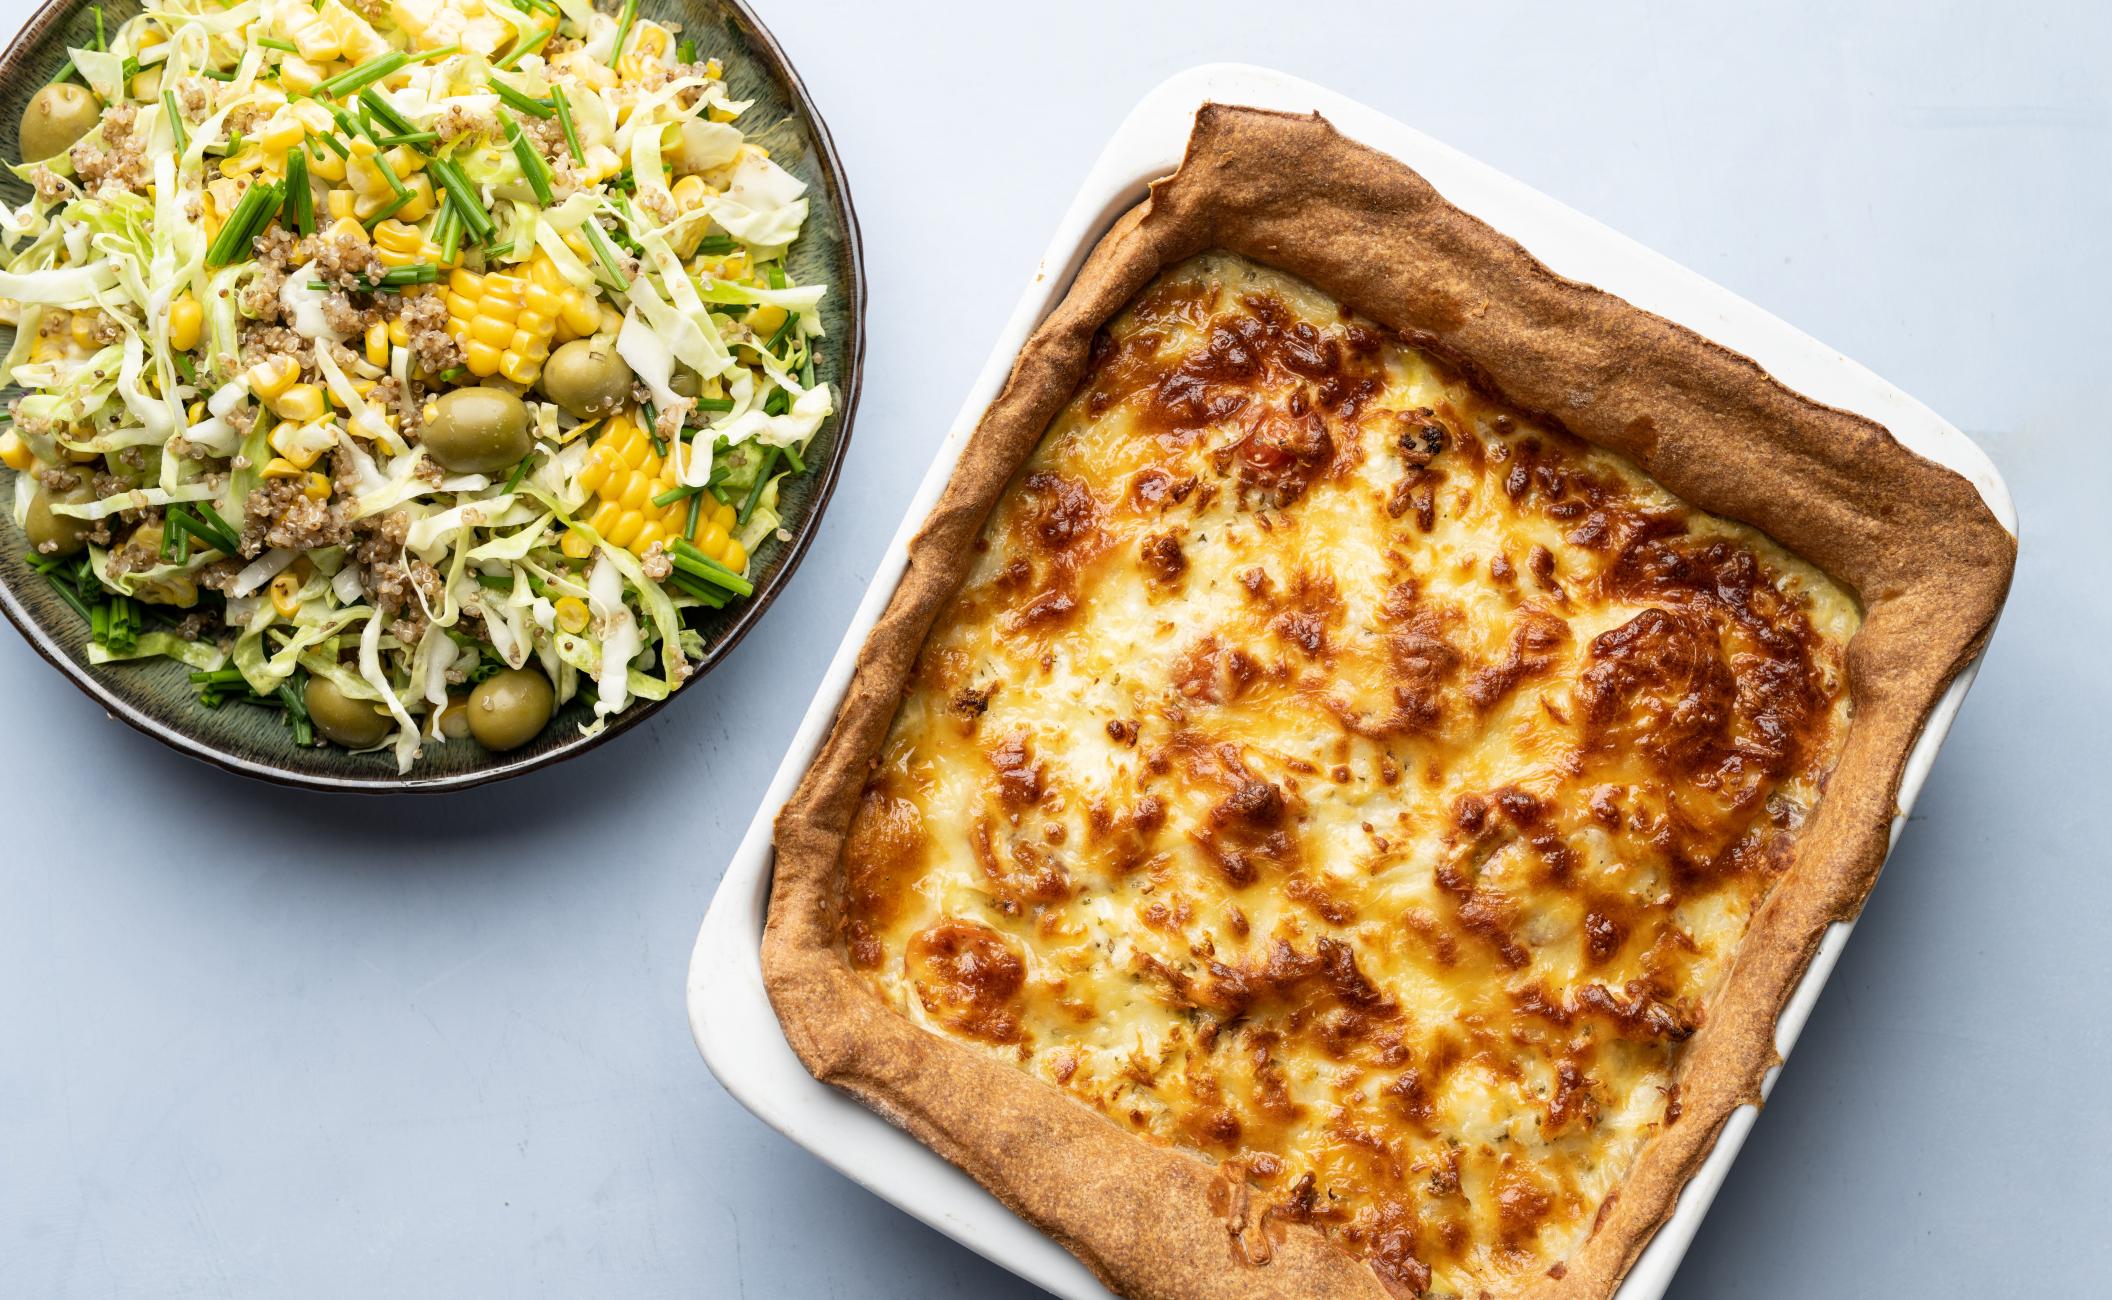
0 0 833 766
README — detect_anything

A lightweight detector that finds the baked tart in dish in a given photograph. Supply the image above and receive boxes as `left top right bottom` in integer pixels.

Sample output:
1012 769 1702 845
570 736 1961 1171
762 106 2013 1300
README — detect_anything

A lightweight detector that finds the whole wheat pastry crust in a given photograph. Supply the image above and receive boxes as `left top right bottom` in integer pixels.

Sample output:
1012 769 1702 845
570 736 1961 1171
759 105 2015 1299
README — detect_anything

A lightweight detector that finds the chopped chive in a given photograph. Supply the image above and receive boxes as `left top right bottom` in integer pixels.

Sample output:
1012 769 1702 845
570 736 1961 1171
696 234 738 256
693 395 735 413
682 489 704 541
163 90 187 153
503 455 534 494
48 58 75 86
550 85 584 163
433 197 464 265
173 352 197 384
375 263 439 287
200 67 237 82
799 351 814 389
666 569 727 607
316 130 349 157
257 36 298 53
437 365 468 384
580 218 629 290
676 38 697 63
653 483 700 508
484 240 515 259
206 178 279 266
764 310 796 354
283 148 314 235
43 568 93 622
370 145 409 197
278 671 314 746
765 263 787 290
609 0 639 66
357 87 417 138
505 118 554 205
310 50 409 100
404 45 458 65
670 538 754 595
486 73 554 119
427 159 495 239
92 6 105 51
781 443 805 474
736 447 778 525
474 571 514 592
372 130 438 147
762 385 789 417
495 25 553 71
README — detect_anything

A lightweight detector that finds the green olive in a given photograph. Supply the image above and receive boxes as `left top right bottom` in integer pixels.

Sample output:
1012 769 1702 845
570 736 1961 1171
22 483 94 557
305 676 393 750
421 386 530 475
19 83 100 164
667 118 739 176
669 367 702 399
538 340 632 420
467 667 554 752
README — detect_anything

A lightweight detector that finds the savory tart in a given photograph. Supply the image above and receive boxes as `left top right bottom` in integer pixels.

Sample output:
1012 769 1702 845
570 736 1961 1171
763 107 2013 1300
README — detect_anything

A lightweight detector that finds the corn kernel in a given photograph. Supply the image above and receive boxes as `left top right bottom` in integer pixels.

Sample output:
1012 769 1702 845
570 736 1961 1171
463 339 503 376
365 321 390 367
169 294 202 351
248 357 299 400
269 570 304 618
303 472 332 501
278 56 327 94
326 188 356 220
273 383 326 423
0 429 32 471
387 318 410 347
393 174 436 222
308 146 347 183
260 457 304 479
559 527 595 559
259 119 306 155
267 421 328 469
748 304 787 338
554 596 590 634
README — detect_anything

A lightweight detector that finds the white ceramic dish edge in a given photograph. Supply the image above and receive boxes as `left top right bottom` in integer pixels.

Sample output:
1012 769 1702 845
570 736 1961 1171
687 63 2019 1300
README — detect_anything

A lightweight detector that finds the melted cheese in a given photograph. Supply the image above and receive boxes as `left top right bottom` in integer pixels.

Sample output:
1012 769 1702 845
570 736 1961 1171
846 254 1858 1297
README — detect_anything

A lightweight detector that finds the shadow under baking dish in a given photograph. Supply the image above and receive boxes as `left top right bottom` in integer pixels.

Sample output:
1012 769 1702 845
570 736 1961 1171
0 0 864 791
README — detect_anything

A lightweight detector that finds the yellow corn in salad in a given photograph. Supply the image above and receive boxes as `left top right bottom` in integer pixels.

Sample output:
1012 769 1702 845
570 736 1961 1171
0 0 836 769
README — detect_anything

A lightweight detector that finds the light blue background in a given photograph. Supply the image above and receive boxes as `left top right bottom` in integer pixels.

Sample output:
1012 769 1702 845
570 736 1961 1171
3 2 2106 1296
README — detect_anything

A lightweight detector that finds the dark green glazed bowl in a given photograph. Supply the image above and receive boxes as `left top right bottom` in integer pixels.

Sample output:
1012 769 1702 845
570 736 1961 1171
0 0 862 790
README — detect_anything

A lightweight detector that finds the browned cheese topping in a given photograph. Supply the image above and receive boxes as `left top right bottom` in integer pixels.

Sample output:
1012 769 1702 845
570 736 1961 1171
845 254 1859 1296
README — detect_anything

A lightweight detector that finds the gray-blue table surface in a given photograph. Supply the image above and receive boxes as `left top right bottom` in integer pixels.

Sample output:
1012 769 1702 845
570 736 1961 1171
4 2 2105 1296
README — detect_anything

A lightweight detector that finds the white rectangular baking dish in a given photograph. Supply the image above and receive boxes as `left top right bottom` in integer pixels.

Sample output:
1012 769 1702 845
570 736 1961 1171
688 63 2017 1300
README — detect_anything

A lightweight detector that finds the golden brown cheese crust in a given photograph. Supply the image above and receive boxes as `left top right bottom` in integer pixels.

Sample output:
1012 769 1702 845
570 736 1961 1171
842 255 1858 1296
761 107 2015 1300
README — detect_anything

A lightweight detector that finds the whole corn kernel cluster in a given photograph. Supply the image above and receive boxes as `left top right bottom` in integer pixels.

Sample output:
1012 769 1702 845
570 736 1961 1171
571 411 747 572
443 254 602 384
0 0 836 767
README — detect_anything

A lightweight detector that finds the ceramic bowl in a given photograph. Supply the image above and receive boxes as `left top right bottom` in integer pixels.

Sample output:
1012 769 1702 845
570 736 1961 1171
0 0 862 790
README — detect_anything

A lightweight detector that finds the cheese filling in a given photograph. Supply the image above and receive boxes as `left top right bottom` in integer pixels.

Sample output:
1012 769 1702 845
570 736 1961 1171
844 253 1858 1296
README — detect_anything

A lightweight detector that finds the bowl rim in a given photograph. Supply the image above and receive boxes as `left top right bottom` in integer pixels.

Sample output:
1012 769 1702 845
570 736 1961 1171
0 0 866 793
